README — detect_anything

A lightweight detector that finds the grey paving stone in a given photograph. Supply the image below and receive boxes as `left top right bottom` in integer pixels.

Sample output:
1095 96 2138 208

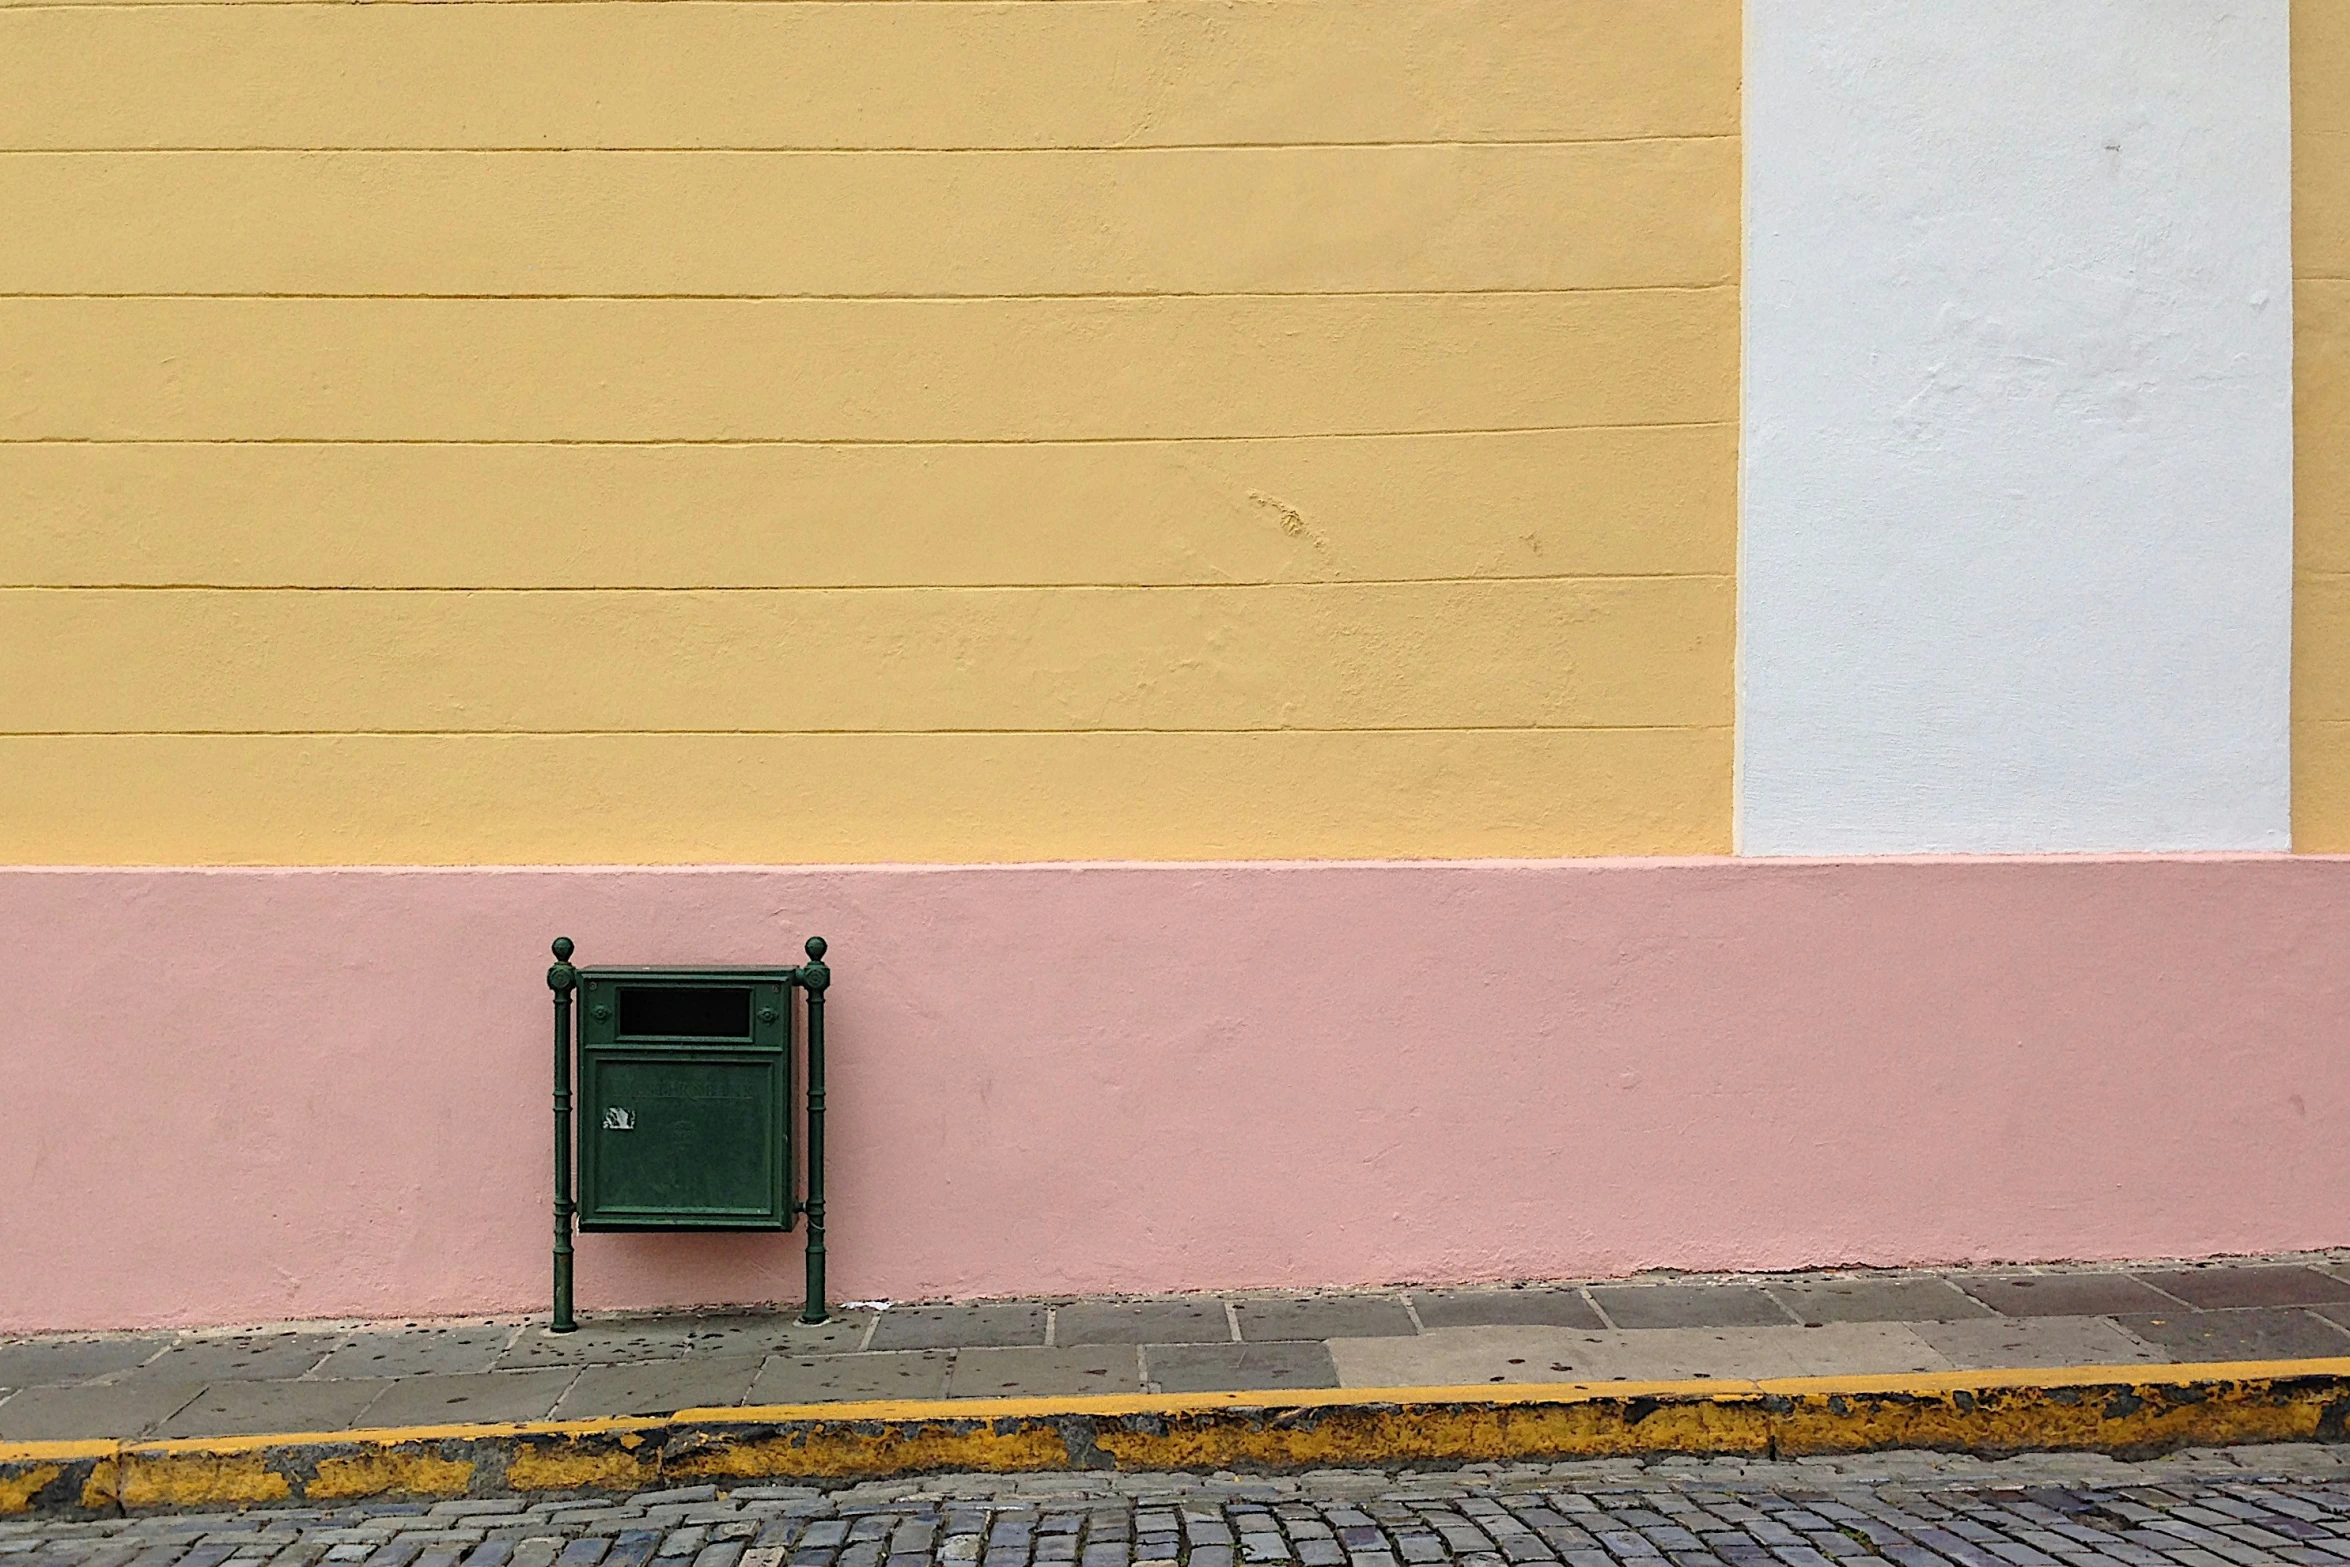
1054 1303 1232 1347
316 1330 517 1381
553 1356 766 1418
1764 1280 1994 1326
1145 1341 1340 1393
2304 1298 2350 1338
1234 1299 1416 1343
666 1316 874 1361
1327 1327 1609 1388
2132 1268 2350 1311
867 1307 1046 1353
1586 1287 1794 1331
1409 1294 1606 1333
1340 1322 1949 1386
0 1379 206 1440
496 1326 697 1371
2112 1309 2350 1362
355 1370 578 1427
745 1352 953 1404
156 1379 390 1438
131 1334 342 1384
1907 1317 2166 1370
1953 1276 2181 1319
947 1347 1143 1399
0 1337 174 1388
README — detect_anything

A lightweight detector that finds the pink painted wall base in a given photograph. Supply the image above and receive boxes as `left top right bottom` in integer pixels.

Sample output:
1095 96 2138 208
3 857 2344 1334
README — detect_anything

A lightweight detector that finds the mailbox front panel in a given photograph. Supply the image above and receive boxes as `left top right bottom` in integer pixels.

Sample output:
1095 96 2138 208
577 972 794 1231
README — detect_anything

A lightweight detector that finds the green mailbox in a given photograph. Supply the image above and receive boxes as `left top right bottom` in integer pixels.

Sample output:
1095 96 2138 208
576 970 795 1232
544 937 832 1333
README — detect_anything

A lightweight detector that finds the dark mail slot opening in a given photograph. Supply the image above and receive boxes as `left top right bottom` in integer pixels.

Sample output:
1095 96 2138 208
616 984 753 1040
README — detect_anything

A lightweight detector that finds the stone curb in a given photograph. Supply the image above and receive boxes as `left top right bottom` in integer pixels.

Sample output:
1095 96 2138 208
7 1360 2350 1519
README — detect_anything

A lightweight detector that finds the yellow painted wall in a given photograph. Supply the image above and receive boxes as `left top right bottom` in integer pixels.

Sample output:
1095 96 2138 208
2296 0 2350 846
0 0 1739 865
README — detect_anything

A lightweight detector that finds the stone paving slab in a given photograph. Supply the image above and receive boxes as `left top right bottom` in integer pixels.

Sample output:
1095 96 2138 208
1762 1281 1993 1327
1326 1323 1955 1388
151 1381 384 1440
1143 1342 1339 1394
357 1371 581 1429
1406 1293 1604 1334
11 1257 2350 1442
1904 1318 2169 1371
1582 1286 1792 1332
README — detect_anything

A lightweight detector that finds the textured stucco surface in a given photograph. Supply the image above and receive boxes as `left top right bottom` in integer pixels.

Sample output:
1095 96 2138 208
2292 0 2350 845
0 0 1738 865
5 858 2346 1334
1741 1 2294 853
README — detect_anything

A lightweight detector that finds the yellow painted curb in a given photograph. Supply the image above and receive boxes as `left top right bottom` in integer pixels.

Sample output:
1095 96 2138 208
4 1359 2349 1517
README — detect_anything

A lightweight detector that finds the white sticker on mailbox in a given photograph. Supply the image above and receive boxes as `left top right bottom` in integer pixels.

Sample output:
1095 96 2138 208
602 1107 635 1131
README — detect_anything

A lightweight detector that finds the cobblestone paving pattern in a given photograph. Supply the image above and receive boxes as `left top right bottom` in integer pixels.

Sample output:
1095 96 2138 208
13 1448 2350 1567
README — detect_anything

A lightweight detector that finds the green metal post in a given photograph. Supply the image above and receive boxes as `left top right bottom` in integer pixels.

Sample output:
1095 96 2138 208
798 936 830 1325
548 936 580 1333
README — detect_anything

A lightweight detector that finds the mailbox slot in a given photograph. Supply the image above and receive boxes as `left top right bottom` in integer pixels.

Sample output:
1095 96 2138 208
615 983 754 1041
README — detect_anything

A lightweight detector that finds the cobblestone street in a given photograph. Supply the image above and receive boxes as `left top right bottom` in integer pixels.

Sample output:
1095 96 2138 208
11 1451 2350 1567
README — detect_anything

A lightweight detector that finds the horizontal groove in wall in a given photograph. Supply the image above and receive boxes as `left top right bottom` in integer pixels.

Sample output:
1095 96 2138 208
0 138 1736 152
0 725 1724 737
0 290 1725 300
0 728 1734 864
3 577 1732 591
0 426 1734 587
0 578 1733 734
0 0 1738 150
1 293 1740 443
0 424 1729 446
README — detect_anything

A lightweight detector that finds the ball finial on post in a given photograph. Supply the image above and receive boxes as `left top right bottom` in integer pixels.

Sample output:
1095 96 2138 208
548 937 578 996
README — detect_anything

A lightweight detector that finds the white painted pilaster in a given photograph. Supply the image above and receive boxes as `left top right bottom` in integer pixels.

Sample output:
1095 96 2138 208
1737 1 2294 853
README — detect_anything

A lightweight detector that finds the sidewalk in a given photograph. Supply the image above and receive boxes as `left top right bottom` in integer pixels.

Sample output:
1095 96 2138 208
10 1256 2350 1443
9 1255 2350 1516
